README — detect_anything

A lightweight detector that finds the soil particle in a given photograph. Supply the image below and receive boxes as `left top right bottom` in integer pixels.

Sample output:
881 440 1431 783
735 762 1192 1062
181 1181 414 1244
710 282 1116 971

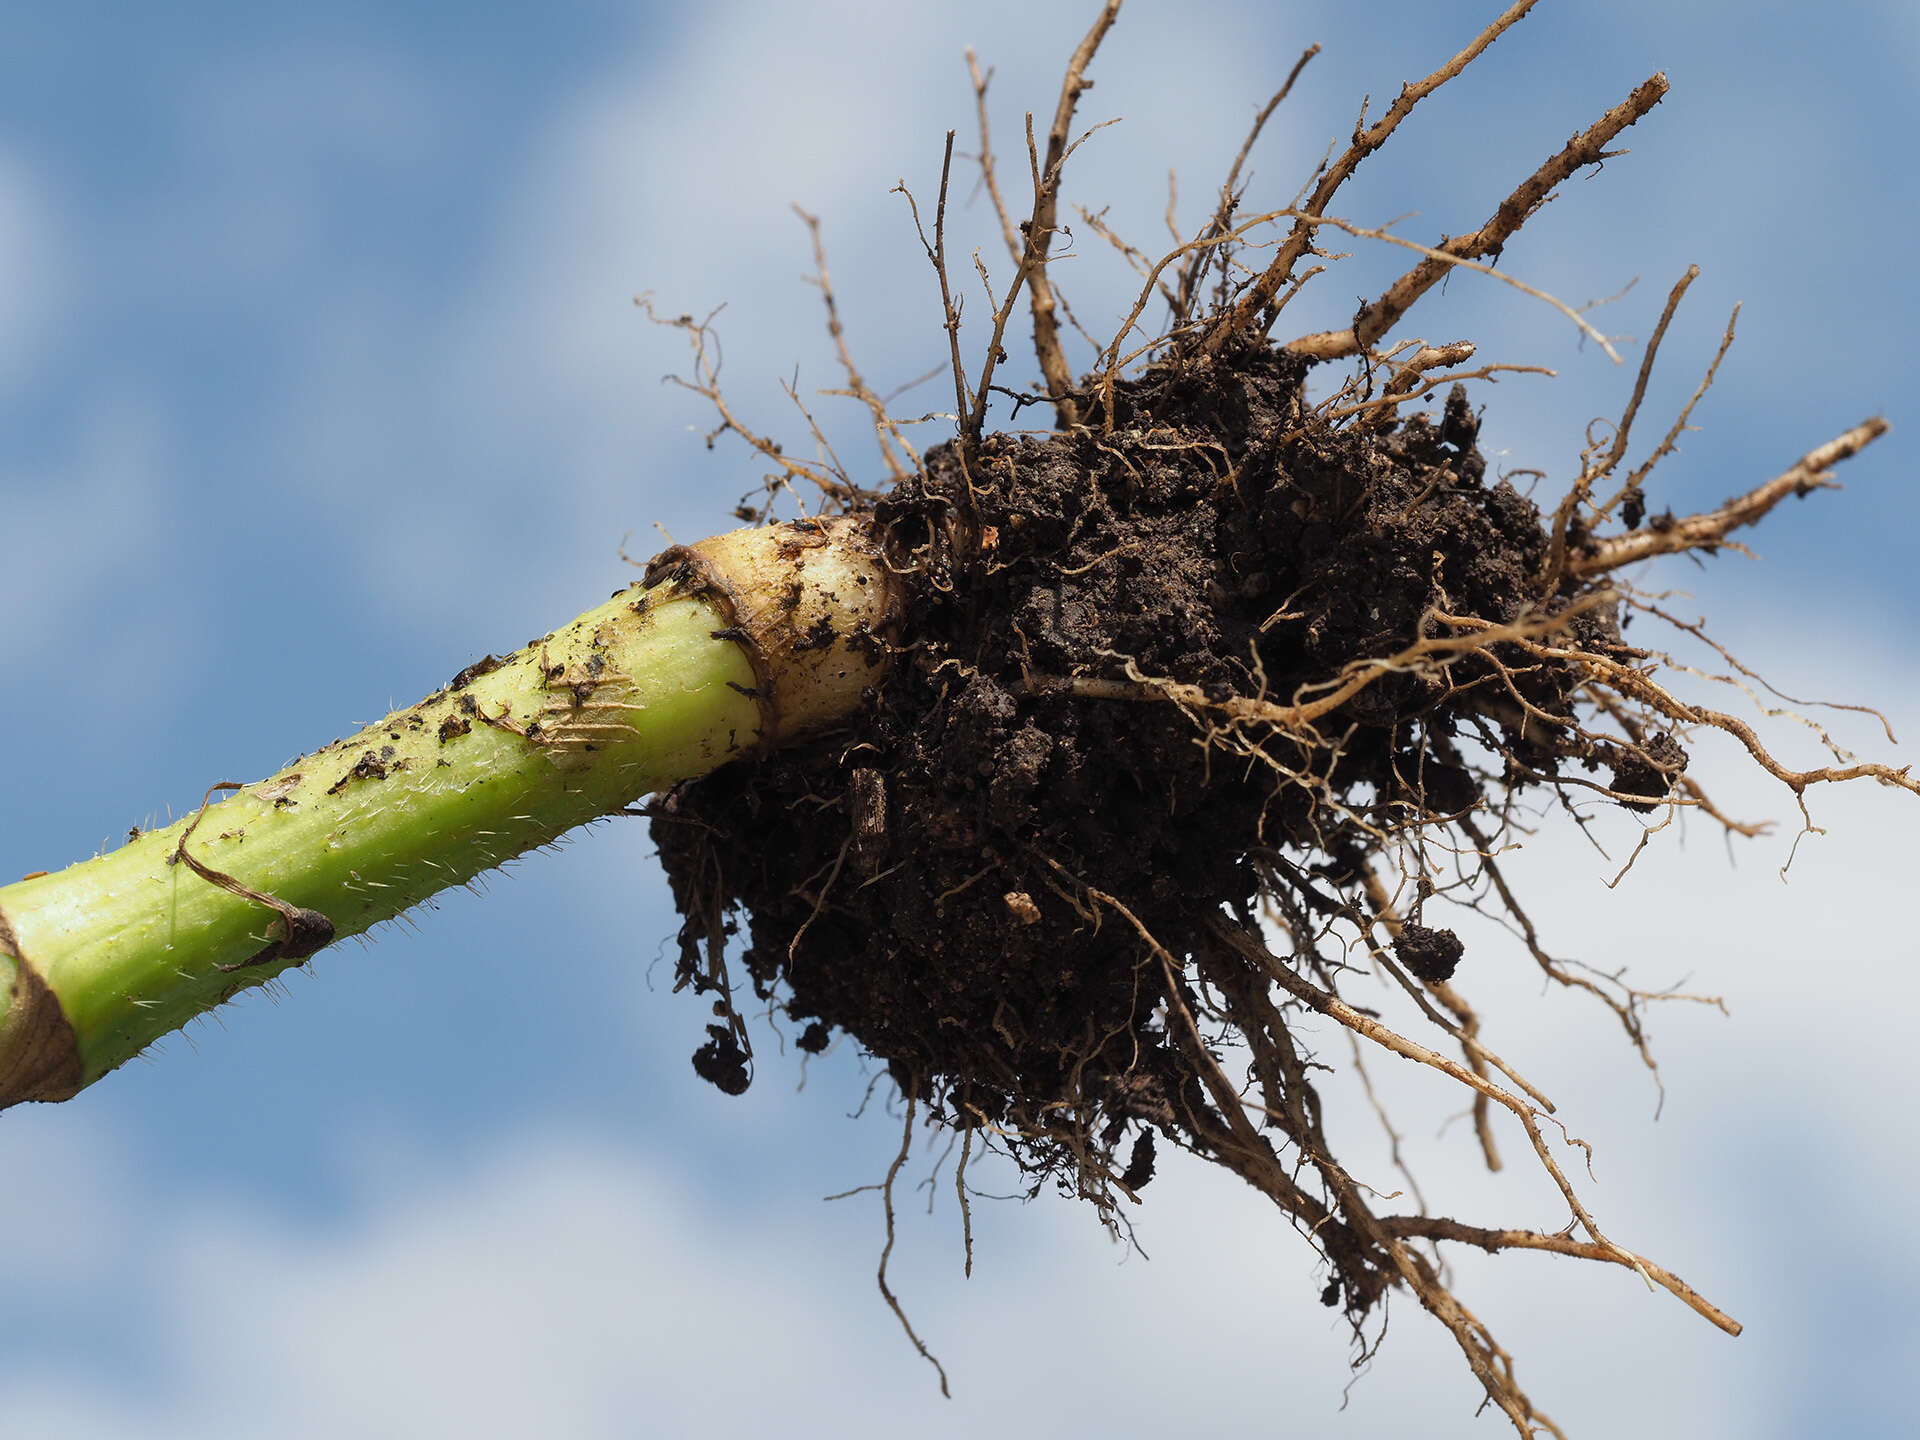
690 1022 751 1095
450 654 505 690
1612 728 1689 809
1393 924 1466 984
327 747 393 794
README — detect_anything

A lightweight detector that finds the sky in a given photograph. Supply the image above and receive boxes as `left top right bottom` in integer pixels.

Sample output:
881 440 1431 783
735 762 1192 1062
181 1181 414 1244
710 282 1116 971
1 1 1917 1435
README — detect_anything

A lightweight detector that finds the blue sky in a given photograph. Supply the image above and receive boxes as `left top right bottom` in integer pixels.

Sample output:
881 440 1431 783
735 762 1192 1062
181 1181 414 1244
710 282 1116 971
2 2 1916 1435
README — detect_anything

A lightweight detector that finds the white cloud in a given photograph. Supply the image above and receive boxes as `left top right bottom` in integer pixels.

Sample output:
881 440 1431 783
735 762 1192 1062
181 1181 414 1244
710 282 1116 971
0 391 184 704
3 645 1916 1437
2 5 1914 1436
0 148 60 393
274 0 1314 630
154 45 443 296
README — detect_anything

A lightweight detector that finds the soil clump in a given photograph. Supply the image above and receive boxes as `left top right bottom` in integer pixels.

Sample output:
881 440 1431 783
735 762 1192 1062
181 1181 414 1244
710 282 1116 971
653 342 1669 1309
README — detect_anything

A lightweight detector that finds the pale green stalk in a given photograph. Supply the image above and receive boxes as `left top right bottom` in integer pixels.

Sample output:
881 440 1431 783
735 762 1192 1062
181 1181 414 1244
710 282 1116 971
0 519 893 1108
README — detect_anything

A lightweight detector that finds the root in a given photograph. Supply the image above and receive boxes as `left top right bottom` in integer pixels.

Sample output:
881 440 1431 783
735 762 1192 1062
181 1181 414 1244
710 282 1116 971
1570 417 1890 578
877 1093 951 1397
1277 73 1671 363
1023 0 1123 427
643 7 1903 1433
1197 0 1544 351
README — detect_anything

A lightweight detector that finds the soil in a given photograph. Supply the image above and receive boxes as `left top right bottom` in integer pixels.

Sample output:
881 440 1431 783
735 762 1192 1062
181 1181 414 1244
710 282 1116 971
651 339 1684 1314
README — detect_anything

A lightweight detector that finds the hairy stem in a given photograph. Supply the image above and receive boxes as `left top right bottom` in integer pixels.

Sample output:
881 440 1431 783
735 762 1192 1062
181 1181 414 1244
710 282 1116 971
0 519 894 1109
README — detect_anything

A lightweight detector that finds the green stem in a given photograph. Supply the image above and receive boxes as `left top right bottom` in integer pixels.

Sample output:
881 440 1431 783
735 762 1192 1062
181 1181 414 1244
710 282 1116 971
0 518 893 1108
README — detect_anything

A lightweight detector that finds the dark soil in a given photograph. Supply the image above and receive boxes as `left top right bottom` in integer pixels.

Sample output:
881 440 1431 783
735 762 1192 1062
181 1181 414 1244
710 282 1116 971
651 340 1681 1315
